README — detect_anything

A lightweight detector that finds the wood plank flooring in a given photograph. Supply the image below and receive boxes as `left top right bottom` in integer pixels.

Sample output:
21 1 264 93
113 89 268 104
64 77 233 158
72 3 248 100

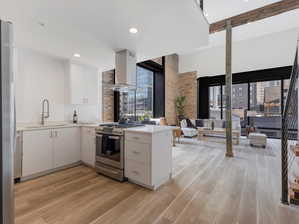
15 138 299 224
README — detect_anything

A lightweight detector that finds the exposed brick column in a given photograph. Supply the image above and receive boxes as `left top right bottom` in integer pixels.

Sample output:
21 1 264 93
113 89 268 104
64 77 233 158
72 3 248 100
102 70 114 122
178 72 197 120
165 54 198 125
165 54 179 125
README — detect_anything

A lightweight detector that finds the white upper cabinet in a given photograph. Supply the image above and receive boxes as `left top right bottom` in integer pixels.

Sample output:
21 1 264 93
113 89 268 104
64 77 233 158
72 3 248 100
65 62 99 105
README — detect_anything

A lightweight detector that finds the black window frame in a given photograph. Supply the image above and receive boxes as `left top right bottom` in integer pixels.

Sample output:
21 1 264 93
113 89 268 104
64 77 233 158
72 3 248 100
197 66 293 138
114 57 165 122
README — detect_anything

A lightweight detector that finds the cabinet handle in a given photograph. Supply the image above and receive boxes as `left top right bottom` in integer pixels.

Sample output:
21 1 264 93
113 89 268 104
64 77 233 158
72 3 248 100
132 150 140 154
133 137 139 140
50 131 53 138
55 131 58 137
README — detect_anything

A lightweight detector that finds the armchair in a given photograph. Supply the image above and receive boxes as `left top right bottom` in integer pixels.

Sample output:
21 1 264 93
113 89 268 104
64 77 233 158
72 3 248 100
180 119 197 138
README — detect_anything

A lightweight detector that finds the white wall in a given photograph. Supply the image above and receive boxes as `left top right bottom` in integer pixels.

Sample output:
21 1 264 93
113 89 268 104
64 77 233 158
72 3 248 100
64 105 100 123
15 48 102 123
179 28 299 77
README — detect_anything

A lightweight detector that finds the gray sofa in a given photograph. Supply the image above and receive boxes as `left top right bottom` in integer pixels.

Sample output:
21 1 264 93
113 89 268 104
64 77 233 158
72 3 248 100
191 118 241 138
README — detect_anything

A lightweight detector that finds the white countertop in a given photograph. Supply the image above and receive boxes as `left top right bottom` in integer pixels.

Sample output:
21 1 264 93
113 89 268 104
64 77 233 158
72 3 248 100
124 125 175 134
16 121 102 131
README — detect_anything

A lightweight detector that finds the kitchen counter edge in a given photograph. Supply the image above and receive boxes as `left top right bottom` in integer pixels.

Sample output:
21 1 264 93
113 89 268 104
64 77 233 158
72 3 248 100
124 125 175 134
17 123 100 131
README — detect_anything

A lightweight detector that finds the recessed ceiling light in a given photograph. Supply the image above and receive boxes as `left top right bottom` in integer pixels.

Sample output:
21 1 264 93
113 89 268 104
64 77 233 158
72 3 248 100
129 27 138 34
73 53 81 58
244 0 249 2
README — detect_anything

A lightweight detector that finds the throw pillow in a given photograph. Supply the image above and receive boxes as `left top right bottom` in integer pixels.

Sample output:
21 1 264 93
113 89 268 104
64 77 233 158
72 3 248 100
195 119 204 127
186 118 196 129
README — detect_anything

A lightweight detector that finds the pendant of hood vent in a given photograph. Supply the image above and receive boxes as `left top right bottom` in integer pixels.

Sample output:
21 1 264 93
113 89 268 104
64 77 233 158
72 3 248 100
109 49 137 92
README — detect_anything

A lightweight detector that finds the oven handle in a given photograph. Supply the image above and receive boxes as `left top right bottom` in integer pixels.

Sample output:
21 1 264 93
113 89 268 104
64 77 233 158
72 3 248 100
108 136 120 140
95 134 120 140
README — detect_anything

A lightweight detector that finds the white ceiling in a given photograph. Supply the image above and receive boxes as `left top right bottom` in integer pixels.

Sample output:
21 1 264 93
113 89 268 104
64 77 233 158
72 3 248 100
178 1 299 54
207 8 299 49
0 0 209 71
1 0 298 70
204 0 281 23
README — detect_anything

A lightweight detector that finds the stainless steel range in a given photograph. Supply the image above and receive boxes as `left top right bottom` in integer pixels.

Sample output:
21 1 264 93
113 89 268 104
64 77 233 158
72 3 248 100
95 123 143 181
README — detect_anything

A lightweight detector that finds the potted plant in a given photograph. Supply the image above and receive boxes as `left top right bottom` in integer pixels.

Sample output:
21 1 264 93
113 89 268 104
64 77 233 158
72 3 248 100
175 96 186 124
139 112 151 122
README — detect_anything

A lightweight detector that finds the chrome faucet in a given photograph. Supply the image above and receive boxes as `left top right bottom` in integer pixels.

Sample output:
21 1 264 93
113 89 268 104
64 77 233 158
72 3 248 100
41 99 50 125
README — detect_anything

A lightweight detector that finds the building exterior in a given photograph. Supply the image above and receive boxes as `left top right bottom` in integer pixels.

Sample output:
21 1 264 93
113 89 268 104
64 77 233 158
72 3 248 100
119 66 154 119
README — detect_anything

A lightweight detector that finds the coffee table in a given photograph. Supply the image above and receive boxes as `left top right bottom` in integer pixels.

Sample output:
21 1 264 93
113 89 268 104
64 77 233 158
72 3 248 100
197 127 240 145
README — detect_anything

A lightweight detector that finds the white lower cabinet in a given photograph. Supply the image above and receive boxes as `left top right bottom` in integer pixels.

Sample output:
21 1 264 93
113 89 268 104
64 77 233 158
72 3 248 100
53 128 81 168
81 127 96 167
124 131 172 190
22 129 54 177
126 159 149 185
22 127 81 178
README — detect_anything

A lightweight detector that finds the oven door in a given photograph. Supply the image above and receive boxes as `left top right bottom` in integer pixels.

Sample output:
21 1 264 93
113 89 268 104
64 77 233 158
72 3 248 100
96 133 123 169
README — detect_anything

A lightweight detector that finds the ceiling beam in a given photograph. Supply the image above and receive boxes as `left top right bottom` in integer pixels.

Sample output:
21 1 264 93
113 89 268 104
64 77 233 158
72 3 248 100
210 0 299 34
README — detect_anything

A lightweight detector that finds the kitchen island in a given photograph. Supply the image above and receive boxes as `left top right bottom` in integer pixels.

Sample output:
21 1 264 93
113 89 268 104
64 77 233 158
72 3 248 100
124 125 173 190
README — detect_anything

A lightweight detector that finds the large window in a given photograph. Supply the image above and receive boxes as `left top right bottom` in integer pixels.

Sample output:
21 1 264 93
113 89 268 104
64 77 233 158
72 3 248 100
136 66 154 117
205 79 289 138
249 81 282 138
232 83 248 128
119 92 135 119
198 66 293 138
209 86 221 119
118 64 160 120
250 81 281 116
283 79 290 108
209 83 248 122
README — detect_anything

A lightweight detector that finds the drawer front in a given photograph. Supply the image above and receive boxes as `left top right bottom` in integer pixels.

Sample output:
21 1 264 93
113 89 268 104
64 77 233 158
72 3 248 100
125 141 150 164
125 160 149 185
125 132 151 144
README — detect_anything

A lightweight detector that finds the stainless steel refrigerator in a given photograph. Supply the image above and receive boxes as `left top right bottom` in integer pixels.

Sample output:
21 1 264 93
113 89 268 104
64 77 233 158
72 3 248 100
0 20 15 224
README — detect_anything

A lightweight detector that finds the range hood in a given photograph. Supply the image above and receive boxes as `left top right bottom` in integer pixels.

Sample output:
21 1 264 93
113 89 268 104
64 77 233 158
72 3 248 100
112 49 137 92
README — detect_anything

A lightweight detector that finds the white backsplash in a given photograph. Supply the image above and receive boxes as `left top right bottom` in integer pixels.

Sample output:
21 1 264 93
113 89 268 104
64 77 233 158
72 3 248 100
15 48 102 124
64 104 100 123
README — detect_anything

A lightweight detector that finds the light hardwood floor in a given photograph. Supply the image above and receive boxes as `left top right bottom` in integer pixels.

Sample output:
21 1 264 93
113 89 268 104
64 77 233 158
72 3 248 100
15 138 299 224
